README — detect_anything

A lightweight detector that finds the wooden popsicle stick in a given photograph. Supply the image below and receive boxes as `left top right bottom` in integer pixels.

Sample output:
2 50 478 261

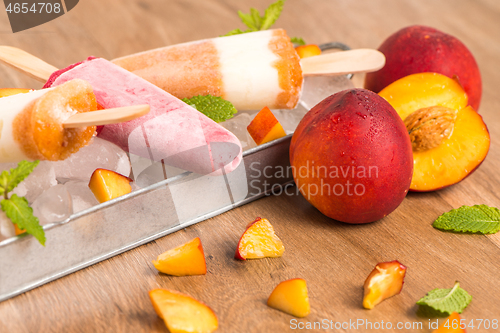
63 104 150 128
0 46 384 83
301 49 385 76
0 46 56 82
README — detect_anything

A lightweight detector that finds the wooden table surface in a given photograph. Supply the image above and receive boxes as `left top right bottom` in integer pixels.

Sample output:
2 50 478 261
1 0 500 332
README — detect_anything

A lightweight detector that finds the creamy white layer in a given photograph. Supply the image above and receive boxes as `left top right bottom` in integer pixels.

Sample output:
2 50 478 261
0 89 51 162
213 30 282 111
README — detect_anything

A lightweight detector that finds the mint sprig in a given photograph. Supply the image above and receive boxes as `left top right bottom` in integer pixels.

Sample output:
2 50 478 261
416 282 472 315
0 161 45 245
223 0 305 44
182 95 237 123
290 37 306 46
433 204 500 234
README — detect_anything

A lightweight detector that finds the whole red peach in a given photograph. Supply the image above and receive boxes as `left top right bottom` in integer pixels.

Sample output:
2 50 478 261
290 89 413 224
364 25 482 110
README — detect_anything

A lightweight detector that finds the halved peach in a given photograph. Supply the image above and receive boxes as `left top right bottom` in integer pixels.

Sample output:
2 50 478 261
267 278 310 317
379 73 490 191
247 106 287 145
152 237 207 276
235 217 285 260
363 260 406 309
433 312 466 333
0 88 31 98
149 289 218 333
88 168 132 203
295 44 322 59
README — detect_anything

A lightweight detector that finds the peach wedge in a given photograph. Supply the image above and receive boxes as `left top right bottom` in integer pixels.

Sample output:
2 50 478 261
295 44 322 59
152 237 207 276
0 88 31 98
247 106 287 145
88 168 132 203
235 218 284 260
379 73 490 191
363 261 407 309
149 289 218 333
267 278 311 318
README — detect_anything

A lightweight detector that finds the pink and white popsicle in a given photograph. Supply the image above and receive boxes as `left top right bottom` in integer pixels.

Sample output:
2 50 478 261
44 57 242 175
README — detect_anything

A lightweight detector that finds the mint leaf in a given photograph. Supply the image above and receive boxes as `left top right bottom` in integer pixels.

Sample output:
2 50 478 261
417 282 472 315
1 194 45 246
182 95 237 123
261 0 285 30
433 205 500 234
291 37 306 46
250 8 263 29
238 10 258 31
0 160 40 196
222 28 248 37
224 0 285 36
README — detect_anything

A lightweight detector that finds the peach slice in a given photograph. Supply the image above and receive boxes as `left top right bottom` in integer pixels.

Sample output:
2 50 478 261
247 106 287 145
295 44 322 59
14 224 26 235
363 260 406 309
152 237 207 276
235 217 284 260
0 88 31 98
433 312 466 333
149 289 218 333
267 278 310 318
379 73 490 191
88 168 132 203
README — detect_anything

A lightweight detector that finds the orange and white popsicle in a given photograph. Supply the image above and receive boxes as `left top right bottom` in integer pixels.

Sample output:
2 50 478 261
0 79 97 162
45 58 242 175
112 29 303 111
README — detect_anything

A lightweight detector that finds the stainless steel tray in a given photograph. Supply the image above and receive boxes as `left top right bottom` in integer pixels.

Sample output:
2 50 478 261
0 41 353 302
0 135 293 302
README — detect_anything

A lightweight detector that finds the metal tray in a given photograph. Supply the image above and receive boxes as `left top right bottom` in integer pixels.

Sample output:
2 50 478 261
0 42 353 302
0 135 294 302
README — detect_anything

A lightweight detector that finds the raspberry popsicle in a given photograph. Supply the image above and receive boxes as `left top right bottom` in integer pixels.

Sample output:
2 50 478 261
0 79 97 162
112 29 303 111
44 58 242 175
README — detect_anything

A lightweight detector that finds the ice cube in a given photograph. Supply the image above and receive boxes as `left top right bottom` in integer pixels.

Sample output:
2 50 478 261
31 184 72 225
0 162 57 203
14 162 57 203
299 75 355 110
51 137 131 182
63 181 99 213
271 105 309 134
0 210 16 241
221 113 256 151
135 161 186 188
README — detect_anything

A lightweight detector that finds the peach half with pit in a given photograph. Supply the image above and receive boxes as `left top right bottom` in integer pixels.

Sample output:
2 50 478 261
290 89 413 224
379 73 490 191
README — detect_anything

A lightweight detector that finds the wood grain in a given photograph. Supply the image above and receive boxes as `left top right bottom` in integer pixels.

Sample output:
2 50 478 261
1 0 500 332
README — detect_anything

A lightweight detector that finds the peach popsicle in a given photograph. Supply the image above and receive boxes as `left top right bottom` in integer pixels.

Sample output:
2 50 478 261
112 29 303 111
0 79 97 163
44 57 242 175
